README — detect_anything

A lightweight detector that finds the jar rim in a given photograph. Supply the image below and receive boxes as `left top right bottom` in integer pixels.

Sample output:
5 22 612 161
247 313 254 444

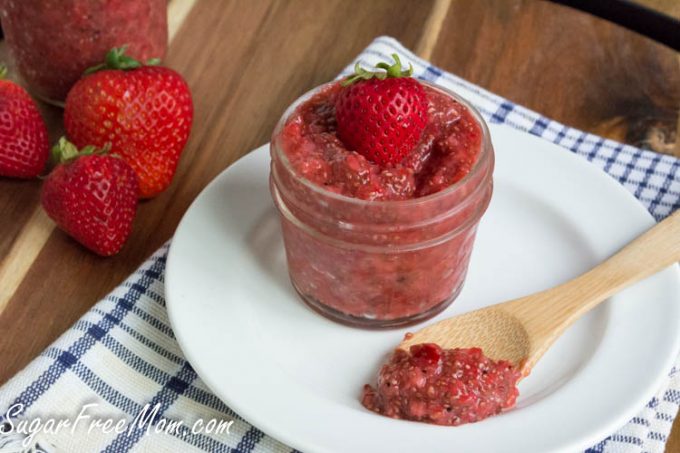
270 79 493 207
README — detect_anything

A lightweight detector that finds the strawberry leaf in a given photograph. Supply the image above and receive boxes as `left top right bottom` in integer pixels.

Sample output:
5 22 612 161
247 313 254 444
84 46 161 75
50 137 111 166
341 54 414 87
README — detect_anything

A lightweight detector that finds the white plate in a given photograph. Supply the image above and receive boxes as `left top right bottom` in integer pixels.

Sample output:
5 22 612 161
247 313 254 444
166 124 680 453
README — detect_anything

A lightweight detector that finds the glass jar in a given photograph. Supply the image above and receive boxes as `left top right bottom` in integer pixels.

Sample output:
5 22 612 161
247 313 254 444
270 81 494 328
0 0 168 105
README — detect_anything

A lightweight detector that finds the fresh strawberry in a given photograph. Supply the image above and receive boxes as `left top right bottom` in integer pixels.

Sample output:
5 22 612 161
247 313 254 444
0 65 49 178
41 138 138 256
64 47 193 198
335 54 427 166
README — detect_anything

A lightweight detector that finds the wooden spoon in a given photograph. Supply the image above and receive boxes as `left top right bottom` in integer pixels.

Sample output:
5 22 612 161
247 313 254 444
400 209 680 376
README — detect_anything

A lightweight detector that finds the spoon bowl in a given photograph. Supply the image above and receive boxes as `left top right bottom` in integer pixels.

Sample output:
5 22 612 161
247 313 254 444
400 306 531 368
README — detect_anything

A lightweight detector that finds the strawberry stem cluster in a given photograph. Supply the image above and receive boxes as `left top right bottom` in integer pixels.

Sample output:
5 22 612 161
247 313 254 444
342 53 414 86
50 137 110 165
84 46 160 75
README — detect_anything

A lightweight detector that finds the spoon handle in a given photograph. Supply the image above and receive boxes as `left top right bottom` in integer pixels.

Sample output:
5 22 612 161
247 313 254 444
514 210 680 371
521 210 680 335
568 209 680 310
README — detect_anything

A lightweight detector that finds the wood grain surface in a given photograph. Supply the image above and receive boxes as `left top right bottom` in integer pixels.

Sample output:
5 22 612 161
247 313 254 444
0 0 678 450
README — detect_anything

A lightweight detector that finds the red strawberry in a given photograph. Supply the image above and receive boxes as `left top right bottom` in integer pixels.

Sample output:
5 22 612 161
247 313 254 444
410 343 443 368
64 47 193 198
0 66 49 178
335 54 427 166
41 138 138 256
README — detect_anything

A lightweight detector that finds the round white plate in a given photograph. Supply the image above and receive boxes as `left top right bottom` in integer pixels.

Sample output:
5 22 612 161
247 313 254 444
166 124 680 453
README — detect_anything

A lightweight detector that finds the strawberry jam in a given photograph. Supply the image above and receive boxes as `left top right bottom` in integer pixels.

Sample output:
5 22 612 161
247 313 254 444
278 82 481 200
270 81 494 327
362 344 521 425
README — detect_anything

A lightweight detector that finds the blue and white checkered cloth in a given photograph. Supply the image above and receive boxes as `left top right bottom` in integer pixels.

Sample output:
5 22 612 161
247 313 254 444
1 36 678 453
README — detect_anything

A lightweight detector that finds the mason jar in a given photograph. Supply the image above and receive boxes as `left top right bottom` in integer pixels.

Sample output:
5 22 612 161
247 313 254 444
0 0 168 105
270 81 494 328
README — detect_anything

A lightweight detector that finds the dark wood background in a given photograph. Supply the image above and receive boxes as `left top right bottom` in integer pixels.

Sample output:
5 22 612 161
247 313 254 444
0 0 678 450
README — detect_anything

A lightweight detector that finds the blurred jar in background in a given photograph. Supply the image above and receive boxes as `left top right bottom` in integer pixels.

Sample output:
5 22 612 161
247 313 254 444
0 0 168 105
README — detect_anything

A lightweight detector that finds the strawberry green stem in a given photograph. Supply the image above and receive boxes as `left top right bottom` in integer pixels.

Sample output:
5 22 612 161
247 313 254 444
51 137 111 165
0 65 7 79
341 53 414 86
84 46 161 75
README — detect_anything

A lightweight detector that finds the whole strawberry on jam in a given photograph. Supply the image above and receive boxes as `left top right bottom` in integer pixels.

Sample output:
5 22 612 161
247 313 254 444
0 65 49 178
41 138 138 256
335 54 427 166
64 47 193 198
